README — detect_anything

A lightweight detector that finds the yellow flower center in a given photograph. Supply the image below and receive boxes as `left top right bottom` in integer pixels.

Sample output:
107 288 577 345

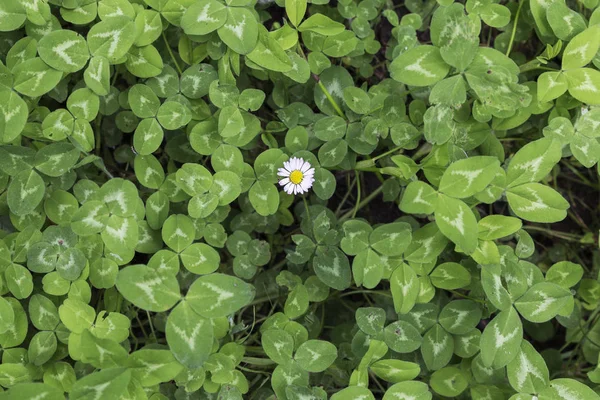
289 170 304 185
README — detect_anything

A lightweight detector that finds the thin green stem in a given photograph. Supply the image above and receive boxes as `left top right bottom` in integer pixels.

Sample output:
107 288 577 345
316 80 346 119
162 32 183 75
505 0 525 56
146 310 156 338
371 145 404 163
237 365 271 376
351 172 362 219
524 225 589 242
242 357 276 366
135 313 149 339
339 184 384 223
335 175 357 216
302 194 311 220
337 290 393 299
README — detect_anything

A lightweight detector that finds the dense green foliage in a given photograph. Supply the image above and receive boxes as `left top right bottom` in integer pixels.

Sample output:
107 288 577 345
0 0 599 399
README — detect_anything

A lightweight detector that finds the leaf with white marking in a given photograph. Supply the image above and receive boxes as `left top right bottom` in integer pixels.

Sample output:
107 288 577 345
80 329 127 369
134 154 165 189
0 296 15 335
313 245 351 290
67 88 99 122
480 307 522 369
209 170 242 206
161 214 195 252
84 56 110 96
481 263 512 310
4 383 64 400
90 311 131 342
56 247 87 281
0 364 30 388
430 262 471 290
116 264 181 312
390 263 419 314
546 261 583 289
561 25 600 70
87 16 136 62
134 118 164 155
125 44 163 78
438 156 500 198
439 300 482 335
399 181 438 215
37 29 89 73
13 57 62 97
571 132 600 168
7 169 45 216
129 84 160 119
271 361 309 400
356 307 386 336
514 282 572 323
217 7 259 55
370 359 420 384
298 13 345 36
565 68 600 105
434 194 478 254
383 381 432 400
369 222 412 257
507 339 549 394
0 0 26 32
540 378 600 400
353 248 384 289
478 215 522 240
134 9 163 47
97 0 135 20
34 142 80 177
403 222 449 263
285 0 307 27
157 101 192 130
101 215 139 253
383 320 423 353
0 89 28 143
430 367 468 397
71 200 109 235
249 181 279 216
295 340 337 372
166 301 213 369
421 324 453 371
70 368 131 400
100 177 139 217
181 0 227 35
187 273 255 318
58 298 95 334
390 46 450 87
262 328 295 364
506 183 569 223
247 25 293 72
180 243 220 275
507 138 562 187
537 71 569 103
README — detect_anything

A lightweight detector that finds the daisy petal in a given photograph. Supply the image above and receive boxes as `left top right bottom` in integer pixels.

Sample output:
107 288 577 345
279 178 290 186
278 168 290 177
301 162 312 173
284 183 294 194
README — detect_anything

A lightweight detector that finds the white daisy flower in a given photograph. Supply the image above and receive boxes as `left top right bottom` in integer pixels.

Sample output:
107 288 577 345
277 157 315 195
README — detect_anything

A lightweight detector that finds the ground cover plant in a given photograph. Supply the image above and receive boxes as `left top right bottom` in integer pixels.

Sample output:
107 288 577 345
0 0 600 399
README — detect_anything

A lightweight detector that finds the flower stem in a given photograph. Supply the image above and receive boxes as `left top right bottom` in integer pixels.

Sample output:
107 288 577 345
339 182 384 223
505 0 524 56
316 79 346 119
162 32 183 75
302 194 311 220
